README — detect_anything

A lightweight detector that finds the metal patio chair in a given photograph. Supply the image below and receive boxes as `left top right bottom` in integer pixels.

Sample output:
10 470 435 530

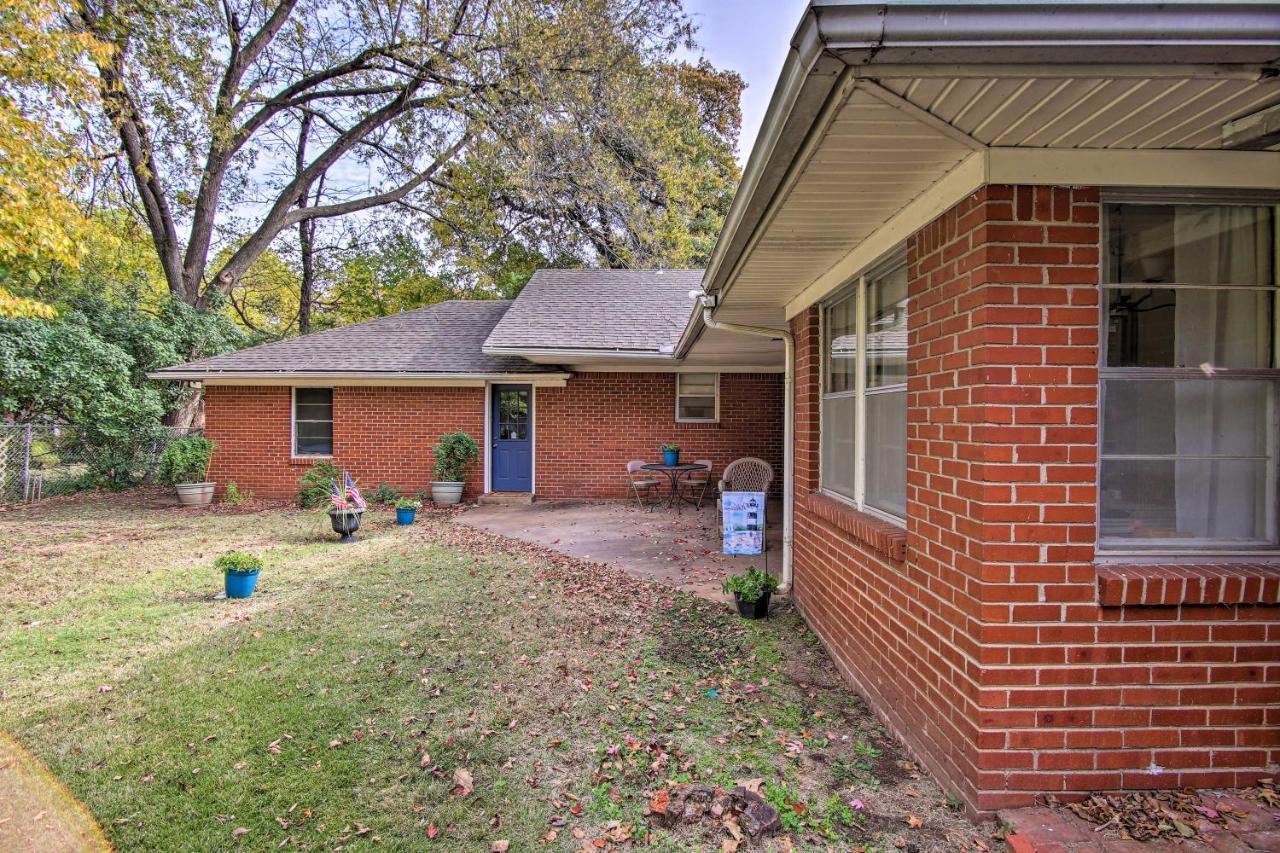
678 458 714 509
626 459 662 510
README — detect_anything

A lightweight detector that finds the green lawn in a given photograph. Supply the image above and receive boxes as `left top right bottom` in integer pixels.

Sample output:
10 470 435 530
0 491 990 851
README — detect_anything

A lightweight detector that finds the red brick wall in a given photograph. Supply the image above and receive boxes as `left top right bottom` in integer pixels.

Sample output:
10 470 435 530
204 385 485 501
535 372 784 500
789 185 1280 816
203 373 784 503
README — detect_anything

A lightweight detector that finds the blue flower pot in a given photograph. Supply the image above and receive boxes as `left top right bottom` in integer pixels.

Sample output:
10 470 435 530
662 449 679 466
396 507 416 525
225 570 259 599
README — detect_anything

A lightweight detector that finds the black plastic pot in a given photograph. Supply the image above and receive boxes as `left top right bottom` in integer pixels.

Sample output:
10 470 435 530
328 508 364 543
734 591 771 620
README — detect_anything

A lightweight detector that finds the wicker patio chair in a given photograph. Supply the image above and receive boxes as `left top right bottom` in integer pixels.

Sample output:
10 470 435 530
626 459 662 510
677 459 714 509
718 457 773 501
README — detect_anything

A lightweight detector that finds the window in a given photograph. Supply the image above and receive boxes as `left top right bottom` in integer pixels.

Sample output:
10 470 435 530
821 261 908 520
293 387 333 456
676 373 718 422
1100 201 1279 550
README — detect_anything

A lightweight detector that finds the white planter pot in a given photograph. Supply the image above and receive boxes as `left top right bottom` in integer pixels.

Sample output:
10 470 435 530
430 481 464 505
175 482 215 506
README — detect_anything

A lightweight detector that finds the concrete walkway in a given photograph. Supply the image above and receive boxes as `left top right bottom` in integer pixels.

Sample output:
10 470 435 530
455 499 783 601
0 733 108 853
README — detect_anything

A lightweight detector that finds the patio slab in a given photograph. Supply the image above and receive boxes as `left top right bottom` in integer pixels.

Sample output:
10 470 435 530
454 499 782 602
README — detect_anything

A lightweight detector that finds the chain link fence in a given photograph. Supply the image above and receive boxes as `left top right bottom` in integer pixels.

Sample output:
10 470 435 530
0 423 201 504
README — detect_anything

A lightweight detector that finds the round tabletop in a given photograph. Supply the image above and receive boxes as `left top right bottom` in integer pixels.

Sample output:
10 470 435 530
641 462 708 472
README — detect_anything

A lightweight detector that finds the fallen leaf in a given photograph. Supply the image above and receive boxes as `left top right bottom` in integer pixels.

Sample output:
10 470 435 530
649 788 670 815
427 822 438 839
328 739 343 749
491 841 509 852
231 827 250 837
419 752 432 768
721 840 740 853
451 768 474 797
907 815 924 829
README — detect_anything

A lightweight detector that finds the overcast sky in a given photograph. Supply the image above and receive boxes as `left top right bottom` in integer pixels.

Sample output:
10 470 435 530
681 0 810 165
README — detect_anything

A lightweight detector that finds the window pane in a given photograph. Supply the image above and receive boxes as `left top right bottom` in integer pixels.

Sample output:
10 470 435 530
865 389 907 518
295 388 332 407
678 397 716 420
1101 458 1272 545
678 374 716 396
867 265 909 388
1103 380 1273 457
825 292 857 394
295 404 332 422
295 421 333 455
1107 204 1274 287
821 394 856 500
1107 287 1273 368
497 390 529 440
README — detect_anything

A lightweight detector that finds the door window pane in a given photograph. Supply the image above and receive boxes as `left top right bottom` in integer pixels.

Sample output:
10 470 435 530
498 390 528 440
1107 204 1274 286
865 389 907 517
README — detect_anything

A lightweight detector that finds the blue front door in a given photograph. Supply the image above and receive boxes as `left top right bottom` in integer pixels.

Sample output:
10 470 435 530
490 384 532 492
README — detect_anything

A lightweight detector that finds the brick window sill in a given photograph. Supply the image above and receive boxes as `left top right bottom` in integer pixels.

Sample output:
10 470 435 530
290 456 332 466
1096 563 1280 607
798 491 907 563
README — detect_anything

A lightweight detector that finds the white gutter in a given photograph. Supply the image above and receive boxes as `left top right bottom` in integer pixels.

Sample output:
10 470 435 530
697 297 795 594
147 370 573 382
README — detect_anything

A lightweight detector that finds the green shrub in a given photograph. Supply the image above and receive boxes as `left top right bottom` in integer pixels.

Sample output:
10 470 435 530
214 551 263 574
156 436 217 485
394 497 422 511
297 459 341 508
722 566 779 603
432 431 478 482
659 442 680 452
371 482 401 505
223 481 251 505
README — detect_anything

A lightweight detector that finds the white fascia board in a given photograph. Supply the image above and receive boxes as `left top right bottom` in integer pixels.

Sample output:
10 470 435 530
148 371 571 388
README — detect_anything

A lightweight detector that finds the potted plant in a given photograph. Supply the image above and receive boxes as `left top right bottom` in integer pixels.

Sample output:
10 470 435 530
394 497 422 525
157 436 218 506
328 471 366 543
431 431 478 504
723 567 779 619
216 550 263 599
660 442 681 466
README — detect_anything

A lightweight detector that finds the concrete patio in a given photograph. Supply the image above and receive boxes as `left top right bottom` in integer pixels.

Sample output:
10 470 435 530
454 499 783 602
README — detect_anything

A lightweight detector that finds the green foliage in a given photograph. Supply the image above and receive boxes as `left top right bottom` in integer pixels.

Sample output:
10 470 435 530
658 442 680 452
156 436 216 485
722 567 779 604
432 431 478 482
297 460 340 508
763 783 806 835
370 482 401 506
393 498 421 511
213 550 263 575
222 481 250 505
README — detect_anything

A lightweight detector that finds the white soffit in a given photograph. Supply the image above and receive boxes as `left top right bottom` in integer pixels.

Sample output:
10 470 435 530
717 71 1280 324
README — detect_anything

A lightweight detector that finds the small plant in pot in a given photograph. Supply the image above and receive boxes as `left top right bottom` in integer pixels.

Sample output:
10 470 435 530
723 566 779 619
431 431 478 504
217 550 263 599
157 436 218 506
660 442 681 466
394 497 422 525
327 471 366 543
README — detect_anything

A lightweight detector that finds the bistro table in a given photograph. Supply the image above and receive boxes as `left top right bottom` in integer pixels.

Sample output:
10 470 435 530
641 462 709 513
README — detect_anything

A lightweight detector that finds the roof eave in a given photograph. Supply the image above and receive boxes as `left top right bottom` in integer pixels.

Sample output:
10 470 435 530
480 345 678 360
700 0 1280 300
147 370 572 382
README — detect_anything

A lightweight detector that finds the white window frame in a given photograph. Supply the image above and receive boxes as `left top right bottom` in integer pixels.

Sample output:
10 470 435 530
675 372 719 423
1097 193 1280 556
292 386 334 457
819 256 908 526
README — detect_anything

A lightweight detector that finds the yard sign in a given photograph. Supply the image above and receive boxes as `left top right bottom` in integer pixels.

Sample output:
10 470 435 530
721 491 765 556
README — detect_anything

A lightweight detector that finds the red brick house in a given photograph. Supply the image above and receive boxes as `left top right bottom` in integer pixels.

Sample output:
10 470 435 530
152 270 784 502
680 0 1280 815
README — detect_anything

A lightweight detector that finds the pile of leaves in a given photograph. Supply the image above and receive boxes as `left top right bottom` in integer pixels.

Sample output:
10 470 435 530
647 780 782 848
1062 789 1255 841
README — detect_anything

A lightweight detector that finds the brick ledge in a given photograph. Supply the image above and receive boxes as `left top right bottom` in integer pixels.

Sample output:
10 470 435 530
797 491 907 562
1096 562 1280 607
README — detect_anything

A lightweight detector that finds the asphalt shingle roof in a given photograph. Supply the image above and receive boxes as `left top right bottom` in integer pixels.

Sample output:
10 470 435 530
483 269 704 354
152 300 561 377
